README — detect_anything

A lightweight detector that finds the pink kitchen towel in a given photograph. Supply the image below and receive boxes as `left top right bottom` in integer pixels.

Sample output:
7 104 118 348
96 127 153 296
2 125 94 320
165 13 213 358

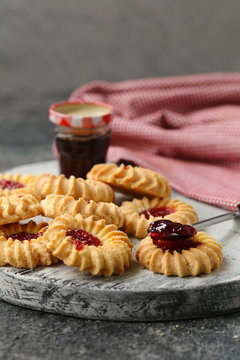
70 73 240 211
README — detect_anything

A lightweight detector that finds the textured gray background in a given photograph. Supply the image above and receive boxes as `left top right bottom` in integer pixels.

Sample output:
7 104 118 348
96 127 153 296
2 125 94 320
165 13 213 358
1 0 240 90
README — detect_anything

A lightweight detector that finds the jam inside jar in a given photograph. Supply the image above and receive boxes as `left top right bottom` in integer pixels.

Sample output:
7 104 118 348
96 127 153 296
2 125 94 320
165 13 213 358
50 101 113 179
55 126 111 179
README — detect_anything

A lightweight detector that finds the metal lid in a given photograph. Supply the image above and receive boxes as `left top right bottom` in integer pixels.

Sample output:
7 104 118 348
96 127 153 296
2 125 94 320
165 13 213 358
49 101 114 128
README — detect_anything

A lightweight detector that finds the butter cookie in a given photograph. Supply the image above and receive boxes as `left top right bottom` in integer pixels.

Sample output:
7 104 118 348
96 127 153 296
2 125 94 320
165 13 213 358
34 173 114 202
0 221 57 269
0 172 36 197
120 197 198 238
136 220 222 277
41 194 124 228
87 163 171 199
45 214 132 276
0 194 42 225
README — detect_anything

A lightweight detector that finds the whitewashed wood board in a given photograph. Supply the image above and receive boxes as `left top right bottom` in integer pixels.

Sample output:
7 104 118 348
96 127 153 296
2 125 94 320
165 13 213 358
0 161 239 321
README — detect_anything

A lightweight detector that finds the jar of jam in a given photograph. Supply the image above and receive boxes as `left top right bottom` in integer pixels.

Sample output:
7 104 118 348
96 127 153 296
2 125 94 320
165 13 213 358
49 101 113 179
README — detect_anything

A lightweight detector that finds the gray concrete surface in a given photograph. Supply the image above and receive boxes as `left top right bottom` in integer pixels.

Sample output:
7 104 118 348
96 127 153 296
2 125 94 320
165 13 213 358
1 299 240 360
1 0 240 90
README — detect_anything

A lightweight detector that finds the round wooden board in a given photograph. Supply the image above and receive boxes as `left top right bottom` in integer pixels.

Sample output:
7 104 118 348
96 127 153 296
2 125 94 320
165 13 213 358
0 161 240 321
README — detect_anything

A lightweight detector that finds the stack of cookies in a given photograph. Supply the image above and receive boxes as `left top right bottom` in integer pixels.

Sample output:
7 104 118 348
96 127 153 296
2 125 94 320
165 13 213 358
0 164 222 277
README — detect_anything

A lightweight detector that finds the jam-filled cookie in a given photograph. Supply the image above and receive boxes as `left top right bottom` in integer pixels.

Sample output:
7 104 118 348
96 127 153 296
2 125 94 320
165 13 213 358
0 221 57 269
120 197 198 238
136 220 223 277
34 173 114 202
0 172 36 197
45 214 132 276
87 163 171 200
41 194 124 228
0 194 42 225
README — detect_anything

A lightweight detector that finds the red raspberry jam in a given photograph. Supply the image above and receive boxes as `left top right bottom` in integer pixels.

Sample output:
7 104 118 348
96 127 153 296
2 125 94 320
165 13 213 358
0 180 24 190
148 219 200 254
139 206 175 220
67 228 102 251
7 232 43 241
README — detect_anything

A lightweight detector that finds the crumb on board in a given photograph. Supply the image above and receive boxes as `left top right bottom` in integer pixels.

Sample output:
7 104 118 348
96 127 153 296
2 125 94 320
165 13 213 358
156 329 164 336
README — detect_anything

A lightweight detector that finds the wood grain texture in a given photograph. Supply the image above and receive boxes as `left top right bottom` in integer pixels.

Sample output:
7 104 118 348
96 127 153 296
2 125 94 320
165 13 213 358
0 161 239 321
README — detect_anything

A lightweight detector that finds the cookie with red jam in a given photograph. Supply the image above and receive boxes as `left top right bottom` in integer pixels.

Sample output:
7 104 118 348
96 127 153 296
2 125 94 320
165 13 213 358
45 214 132 276
0 221 57 269
120 197 198 238
0 172 36 197
136 220 223 277
87 163 171 200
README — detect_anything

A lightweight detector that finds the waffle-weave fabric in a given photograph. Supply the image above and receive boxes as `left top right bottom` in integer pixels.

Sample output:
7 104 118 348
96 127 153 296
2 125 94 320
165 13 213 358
70 73 240 210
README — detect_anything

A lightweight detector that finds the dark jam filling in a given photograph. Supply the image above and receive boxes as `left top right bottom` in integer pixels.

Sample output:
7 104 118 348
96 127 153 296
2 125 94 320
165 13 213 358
151 238 201 254
0 180 24 190
116 159 137 167
56 130 111 179
7 232 43 241
148 219 200 254
67 228 102 251
139 206 175 220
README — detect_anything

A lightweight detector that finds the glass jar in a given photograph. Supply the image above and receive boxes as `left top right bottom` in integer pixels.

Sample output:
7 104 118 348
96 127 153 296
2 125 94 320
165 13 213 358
49 101 113 179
